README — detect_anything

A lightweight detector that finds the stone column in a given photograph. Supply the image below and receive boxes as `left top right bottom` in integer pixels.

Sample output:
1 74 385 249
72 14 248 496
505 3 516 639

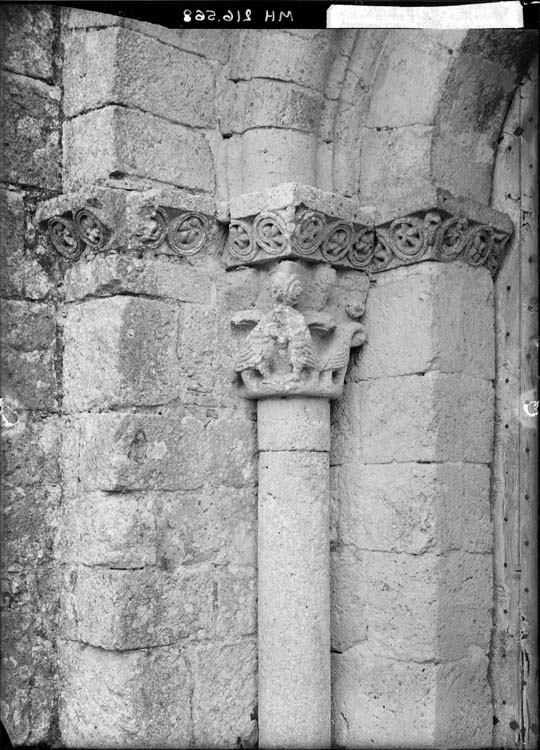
231 256 368 749
257 398 331 748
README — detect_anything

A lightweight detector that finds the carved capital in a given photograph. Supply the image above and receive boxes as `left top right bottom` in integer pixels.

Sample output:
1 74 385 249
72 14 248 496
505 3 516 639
34 187 223 262
231 260 367 400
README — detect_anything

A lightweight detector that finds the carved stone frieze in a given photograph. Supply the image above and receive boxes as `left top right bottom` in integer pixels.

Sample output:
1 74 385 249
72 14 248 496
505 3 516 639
225 184 514 277
34 187 221 262
231 260 367 400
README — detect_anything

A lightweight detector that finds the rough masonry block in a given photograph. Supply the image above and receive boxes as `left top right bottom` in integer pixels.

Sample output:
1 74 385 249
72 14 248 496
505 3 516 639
56 491 157 568
59 640 192 748
75 412 207 492
367 30 464 127
358 124 433 206
61 565 216 648
64 255 212 304
0 188 54 300
1 348 57 411
63 106 215 192
64 27 215 127
1 300 56 352
349 262 495 381
1 73 61 190
0 4 55 81
206 412 257 488
332 372 494 464
335 461 492 554
219 78 322 135
1 485 60 568
1 611 57 747
1 415 61 487
230 30 335 92
240 128 317 192
154 486 257 568
189 640 257 749
63 296 179 411
330 545 368 653
364 550 493 662
332 643 492 748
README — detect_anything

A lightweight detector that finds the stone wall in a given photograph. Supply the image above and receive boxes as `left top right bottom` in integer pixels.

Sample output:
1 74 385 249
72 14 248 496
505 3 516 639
1 10 537 749
1 5 63 745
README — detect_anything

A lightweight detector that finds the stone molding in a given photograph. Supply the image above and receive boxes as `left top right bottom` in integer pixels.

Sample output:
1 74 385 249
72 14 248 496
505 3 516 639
34 187 222 262
34 183 513 277
225 184 514 277
231 260 367 400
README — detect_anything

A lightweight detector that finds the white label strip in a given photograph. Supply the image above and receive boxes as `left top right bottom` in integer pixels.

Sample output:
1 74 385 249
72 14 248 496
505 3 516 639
327 2 524 28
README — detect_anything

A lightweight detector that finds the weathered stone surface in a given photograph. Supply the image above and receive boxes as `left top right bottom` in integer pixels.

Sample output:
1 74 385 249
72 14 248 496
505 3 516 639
61 563 255 648
367 30 464 127
64 254 212 304
64 8 231 63
63 296 179 411
0 4 55 81
0 188 55 300
218 266 260 311
258 398 330 452
190 640 257 749
258 449 331 748
335 462 492 554
1 347 57 411
350 262 495 380
63 106 215 192
220 78 322 135
0 611 57 747
1 485 60 567
330 545 367 652
364 550 493 661
1 414 61 487
332 373 494 464
358 124 433 206
230 30 335 92
432 53 518 203
56 491 157 568
64 27 215 127
1 73 61 190
206 412 257 488
240 129 317 192
74 412 207 492
176 303 218 397
61 565 215 648
59 639 192 748
332 643 492 748
1 300 56 351
154 487 257 568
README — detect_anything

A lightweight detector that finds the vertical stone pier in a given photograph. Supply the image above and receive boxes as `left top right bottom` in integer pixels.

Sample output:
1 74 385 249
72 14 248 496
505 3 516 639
231 253 369 748
257 398 331 748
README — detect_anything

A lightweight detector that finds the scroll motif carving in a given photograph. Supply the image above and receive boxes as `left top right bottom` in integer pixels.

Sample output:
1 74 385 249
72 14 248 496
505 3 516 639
225 204 512 277
231 261 366 400
44 205 214 262
373 211 511 276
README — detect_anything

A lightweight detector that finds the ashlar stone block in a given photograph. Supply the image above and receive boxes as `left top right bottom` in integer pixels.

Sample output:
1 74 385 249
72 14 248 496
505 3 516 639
335 461 492 554
63 296 179 411
349 262 495 381
60 565 216 649
332 642 492 748
189 640 257 749
75 412 207 492
364 550 493 662
59 639 192 748
332 372 494 464
63 27 215 127
63 106 215 192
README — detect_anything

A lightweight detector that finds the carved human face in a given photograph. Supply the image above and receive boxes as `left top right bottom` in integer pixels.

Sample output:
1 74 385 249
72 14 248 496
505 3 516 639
271 269 303 305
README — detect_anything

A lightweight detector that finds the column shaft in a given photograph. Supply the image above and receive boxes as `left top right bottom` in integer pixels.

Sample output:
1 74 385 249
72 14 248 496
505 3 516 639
257 398 331 749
